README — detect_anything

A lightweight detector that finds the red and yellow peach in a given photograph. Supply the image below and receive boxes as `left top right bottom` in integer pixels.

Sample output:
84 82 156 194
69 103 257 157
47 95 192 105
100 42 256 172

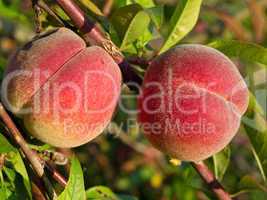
2 28 122 148
138 44 249 161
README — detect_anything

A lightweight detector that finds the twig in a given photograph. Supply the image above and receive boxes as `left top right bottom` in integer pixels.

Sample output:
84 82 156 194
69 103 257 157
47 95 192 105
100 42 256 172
0 103 65 199
51 1 232 199
32 0 42 33
0 103 44 177
0 103 67 186
55 0 142 91
191 162 232 200
0 154 5 170
36 0 69 27
32 182 47 200
45 162 67 187
103 0 113 16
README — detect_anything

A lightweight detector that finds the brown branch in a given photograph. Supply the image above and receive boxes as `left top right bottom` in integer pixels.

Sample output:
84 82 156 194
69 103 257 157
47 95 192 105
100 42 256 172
51 1 231 199
191 162 232 200
55 0 142 91
0 103 44 177
103 0 114 17
45 162 67 187
0 103 68 199
0 154 5 170
32 182 47 200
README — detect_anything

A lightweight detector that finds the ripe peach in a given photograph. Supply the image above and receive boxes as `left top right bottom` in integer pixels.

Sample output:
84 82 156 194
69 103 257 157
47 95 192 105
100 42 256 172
138 44 249 161
2 28 122 148
3 28 86 113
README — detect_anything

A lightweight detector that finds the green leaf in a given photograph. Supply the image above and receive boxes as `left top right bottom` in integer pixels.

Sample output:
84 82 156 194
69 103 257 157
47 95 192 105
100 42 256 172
0 0 29 24
58 156 86 200
130 0 155 8
111 3 151 50
0 134 16 153
120 11 151 50
111 4 143 40
212 146 231 181
159 0 202 54
145 6 164 30
114 0 129 8
209 40 267 67
0 186 8 200
231 175 267 197
242 101 267 181
78 0 104 16
210 40 267 182
0 170 9 200
238 175 267 191
114 0 155 8
8 151 32 199
111 3 152 50
3 166 31 200
86 186 138 200
3 167 16 185
86 186 117 199
29 144 53 151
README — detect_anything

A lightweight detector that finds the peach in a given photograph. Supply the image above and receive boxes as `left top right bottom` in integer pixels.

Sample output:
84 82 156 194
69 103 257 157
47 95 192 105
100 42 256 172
2 28 122 148
138 44 249 161
2 28 86 113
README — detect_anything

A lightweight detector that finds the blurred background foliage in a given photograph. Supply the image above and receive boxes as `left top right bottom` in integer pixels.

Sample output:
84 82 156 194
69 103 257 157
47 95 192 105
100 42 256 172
0 0 267 200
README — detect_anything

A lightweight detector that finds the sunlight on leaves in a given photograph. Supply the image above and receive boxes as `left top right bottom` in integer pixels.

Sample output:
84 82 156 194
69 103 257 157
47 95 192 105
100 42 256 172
159 0 202 54
58 156 86 200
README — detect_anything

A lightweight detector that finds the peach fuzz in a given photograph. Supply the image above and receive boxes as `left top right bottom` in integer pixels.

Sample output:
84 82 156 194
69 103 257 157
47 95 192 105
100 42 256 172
2 28 122 148
138 44 249 161
2 28 86 113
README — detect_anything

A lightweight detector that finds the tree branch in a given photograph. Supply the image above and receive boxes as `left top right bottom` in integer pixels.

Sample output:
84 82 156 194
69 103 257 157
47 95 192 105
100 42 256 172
32 182 47 200
0 103 44 177
191 162 232 200
45 162 67 186
0 103 67 199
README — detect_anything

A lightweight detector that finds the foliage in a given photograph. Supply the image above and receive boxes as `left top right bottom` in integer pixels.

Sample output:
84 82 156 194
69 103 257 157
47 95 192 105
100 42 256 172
0 0 266 199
